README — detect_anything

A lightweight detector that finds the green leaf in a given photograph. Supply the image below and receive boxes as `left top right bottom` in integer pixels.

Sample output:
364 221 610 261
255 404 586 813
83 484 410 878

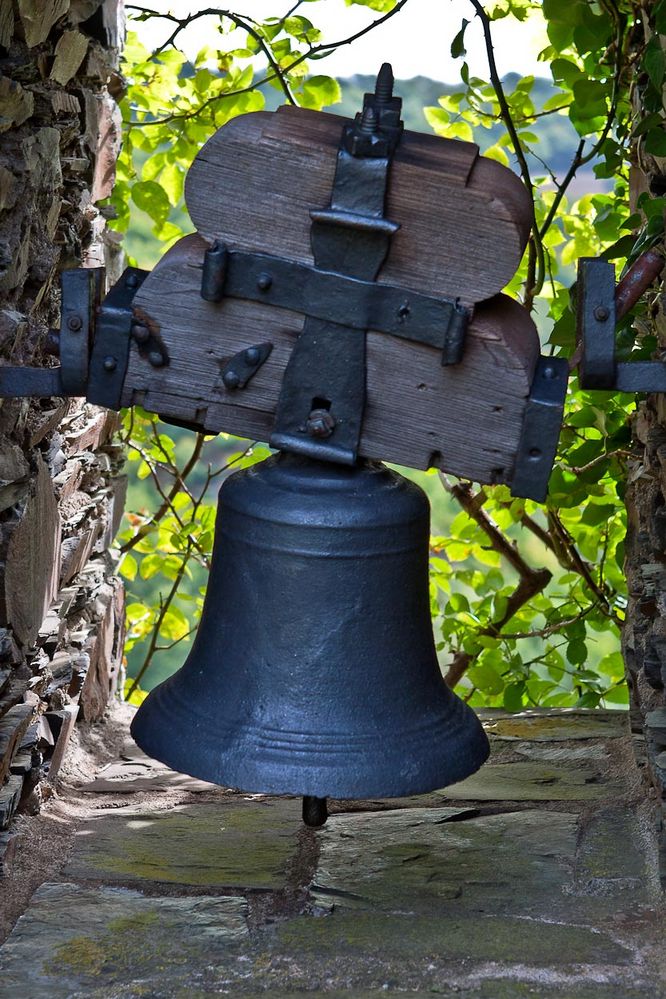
451 19 469 59
131 181 171 228
159 605 190 641
299 75 341 110
119 552 137 581
644 128 666 157
644 37 666 93
503 681 526 712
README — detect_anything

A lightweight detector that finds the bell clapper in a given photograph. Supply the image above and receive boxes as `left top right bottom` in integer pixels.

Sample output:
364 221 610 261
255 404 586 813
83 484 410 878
302 795 328 827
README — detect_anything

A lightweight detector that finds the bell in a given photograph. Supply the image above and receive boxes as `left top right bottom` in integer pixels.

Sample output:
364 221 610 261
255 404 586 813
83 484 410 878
130 454 489 820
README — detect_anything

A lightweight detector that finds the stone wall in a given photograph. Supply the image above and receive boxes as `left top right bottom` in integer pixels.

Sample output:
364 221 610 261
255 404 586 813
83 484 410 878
0 0 126 870
623 391 666 880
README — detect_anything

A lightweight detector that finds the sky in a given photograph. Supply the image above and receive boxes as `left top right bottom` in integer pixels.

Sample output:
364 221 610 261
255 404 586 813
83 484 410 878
133 0 549 83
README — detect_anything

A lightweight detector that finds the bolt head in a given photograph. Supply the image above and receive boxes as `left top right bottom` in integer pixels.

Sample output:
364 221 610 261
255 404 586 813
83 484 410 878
257 273 272 291
594 305 610 322
148 350 164 368
103 355 117 372
126 274 139 289
67 315 82 332
306 408 336 439
543 365 556 379
244 347 260 365
223 370 241 390
131 323 150 344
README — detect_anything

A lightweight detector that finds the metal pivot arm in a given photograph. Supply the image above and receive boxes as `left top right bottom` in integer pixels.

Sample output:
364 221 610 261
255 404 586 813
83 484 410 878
0 266 148 408
577 250 665 391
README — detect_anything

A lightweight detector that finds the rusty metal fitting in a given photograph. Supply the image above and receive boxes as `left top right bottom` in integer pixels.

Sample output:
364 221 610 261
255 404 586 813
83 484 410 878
305 408 336 439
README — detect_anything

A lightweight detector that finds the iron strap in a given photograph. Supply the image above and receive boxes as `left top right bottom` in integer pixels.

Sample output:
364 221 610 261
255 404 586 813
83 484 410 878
86 267 148 410
511 356 568 502
577 257 616 389
202 244 467 355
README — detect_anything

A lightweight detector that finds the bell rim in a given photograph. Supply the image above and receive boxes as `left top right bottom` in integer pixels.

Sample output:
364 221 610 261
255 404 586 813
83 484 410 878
130 677 490 799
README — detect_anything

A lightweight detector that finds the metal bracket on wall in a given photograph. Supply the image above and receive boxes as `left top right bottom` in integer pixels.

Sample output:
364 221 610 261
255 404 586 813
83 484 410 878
0 266 148 406
577 252 665 391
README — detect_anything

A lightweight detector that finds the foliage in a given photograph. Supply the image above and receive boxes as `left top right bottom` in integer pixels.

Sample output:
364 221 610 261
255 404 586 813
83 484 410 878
113 0 659 710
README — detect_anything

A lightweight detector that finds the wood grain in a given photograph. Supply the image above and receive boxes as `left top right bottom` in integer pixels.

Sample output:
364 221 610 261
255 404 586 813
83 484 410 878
185 106 533 306
129 234 540 485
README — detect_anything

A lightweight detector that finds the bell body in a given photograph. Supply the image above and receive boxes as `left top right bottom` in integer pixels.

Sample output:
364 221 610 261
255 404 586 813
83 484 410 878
131 454 489 798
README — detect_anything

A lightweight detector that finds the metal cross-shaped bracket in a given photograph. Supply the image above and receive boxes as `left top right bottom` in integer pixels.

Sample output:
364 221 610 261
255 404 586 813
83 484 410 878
577 249 665 391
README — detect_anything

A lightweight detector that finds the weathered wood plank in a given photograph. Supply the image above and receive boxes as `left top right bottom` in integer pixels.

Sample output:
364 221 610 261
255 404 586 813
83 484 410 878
185 106 532 306
130 234 540 485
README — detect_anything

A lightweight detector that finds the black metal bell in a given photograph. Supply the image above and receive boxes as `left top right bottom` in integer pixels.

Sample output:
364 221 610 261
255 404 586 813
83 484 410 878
131 454 489 807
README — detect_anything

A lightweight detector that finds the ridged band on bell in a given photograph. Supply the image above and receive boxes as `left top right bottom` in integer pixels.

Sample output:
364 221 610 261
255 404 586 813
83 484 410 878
130 454 489 798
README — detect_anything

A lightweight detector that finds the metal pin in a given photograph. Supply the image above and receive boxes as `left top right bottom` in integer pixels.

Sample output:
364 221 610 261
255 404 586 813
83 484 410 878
148 350 164 368
223 370 240 390
302 796 328 827
103 355 117 371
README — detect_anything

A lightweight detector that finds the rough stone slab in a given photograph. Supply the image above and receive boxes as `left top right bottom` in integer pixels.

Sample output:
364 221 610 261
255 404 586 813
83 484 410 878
17 0 70 48
646 707 666 745
0 882 248 999
80 749 215 794
442 759 611 801
0 773 23 829
312 807 584 918
480 709 628 741
65 799 304 889
275 909 634 974
0 702 34 783
573 805 653 899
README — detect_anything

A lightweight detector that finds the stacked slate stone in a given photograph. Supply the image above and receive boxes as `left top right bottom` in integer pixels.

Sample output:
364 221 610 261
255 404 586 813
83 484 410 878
624 399 666 880
0 0 126 872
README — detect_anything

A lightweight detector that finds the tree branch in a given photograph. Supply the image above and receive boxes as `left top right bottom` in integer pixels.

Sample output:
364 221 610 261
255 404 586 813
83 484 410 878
468 0 544 307
440 477 552 687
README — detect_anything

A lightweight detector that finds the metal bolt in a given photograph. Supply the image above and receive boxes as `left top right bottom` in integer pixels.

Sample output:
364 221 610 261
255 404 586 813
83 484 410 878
375 63 394 104
67 315 82 332
397 303 410 320
103 355 117 371
359 106 378 135
126 274 139 289
594 305 610 322
257 273 272 291
244 347 260 365
529 447 542 460
223 370 240 390
131 323 150 344
543 365 556 379
148 350 164 368
306 408 336 439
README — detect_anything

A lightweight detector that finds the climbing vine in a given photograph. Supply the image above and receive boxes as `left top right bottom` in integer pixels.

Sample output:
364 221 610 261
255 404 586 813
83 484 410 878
113 0 663 711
